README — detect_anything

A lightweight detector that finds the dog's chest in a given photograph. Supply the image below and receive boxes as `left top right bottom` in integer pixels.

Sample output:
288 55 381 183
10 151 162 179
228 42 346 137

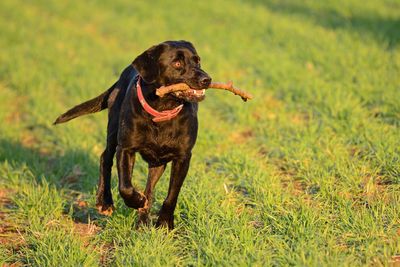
134 122 195 165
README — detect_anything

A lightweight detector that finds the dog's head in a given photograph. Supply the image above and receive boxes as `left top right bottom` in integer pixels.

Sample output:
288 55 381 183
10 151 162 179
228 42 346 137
132 40 211 102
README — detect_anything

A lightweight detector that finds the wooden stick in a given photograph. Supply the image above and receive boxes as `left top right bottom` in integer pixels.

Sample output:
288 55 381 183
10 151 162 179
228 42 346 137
208 81 253 101
155 81 253 102
156 84 192 97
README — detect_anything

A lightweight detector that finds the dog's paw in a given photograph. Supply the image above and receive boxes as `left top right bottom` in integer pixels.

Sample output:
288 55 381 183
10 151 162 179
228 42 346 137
137 211 150 229
140 193 149 210
96 204 115 216
156 215 174 230
122 190 148 209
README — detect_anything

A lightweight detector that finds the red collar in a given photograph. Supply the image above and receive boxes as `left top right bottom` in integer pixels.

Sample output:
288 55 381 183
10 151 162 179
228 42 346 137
136 77 183 122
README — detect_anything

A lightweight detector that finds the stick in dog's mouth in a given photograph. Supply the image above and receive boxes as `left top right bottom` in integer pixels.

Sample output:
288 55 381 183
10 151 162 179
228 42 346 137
155 81 253 102
173 88 206 97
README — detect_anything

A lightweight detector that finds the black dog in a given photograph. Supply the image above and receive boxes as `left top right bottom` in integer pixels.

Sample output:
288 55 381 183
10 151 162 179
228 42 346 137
54 41 211 229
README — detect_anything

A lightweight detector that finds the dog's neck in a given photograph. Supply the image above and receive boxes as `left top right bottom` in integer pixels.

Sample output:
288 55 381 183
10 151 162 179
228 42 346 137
136 77 185 122
139 78 184 110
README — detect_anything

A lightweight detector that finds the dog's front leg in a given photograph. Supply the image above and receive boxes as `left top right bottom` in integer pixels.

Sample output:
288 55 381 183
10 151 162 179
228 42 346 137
156 154 191 229
138 164 166 226
116 146 147 209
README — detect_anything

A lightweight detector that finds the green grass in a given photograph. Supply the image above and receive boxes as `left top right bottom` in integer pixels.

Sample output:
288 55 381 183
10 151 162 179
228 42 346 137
0 0 399 266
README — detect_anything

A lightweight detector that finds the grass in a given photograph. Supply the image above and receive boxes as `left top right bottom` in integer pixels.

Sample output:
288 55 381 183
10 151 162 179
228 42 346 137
0 0 399 265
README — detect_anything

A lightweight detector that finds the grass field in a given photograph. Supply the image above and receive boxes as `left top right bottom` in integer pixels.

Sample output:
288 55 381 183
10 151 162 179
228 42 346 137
0 0 399 266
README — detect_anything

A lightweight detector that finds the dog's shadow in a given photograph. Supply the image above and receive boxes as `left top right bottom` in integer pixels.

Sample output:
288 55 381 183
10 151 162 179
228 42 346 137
0 138 112 224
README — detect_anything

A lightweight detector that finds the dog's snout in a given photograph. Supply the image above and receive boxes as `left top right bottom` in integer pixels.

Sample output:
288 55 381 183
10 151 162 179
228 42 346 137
200 76 212 87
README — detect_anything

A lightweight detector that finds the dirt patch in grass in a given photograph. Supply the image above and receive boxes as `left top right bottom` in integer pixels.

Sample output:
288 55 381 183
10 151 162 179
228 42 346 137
352 175 397 208
4 94 28 125
73 221 100 245
229 129 255 144
0 188 25 250
290 112 310 126
60 165 86 188
281 177 306 196
98 243 115 267
252 95 283 122
19 127 53 156
68 199 114 266
389 255 400 266
69 200 101 236
19 132 40 153
0 187 108 265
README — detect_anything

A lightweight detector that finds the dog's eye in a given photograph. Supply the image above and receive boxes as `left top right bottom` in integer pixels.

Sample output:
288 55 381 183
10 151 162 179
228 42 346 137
173 61 182 68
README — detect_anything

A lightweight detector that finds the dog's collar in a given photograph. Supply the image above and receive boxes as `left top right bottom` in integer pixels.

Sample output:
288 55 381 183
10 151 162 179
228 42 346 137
136 76 183 122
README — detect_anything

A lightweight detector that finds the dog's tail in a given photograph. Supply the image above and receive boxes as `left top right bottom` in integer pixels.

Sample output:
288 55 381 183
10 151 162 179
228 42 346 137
53 82 117 125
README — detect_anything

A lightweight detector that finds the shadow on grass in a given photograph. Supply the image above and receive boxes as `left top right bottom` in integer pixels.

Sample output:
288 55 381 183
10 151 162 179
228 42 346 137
251 0 400 49
0 139 108 223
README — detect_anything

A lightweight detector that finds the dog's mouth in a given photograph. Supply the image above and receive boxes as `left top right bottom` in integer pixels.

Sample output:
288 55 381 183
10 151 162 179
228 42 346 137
171 88 206 102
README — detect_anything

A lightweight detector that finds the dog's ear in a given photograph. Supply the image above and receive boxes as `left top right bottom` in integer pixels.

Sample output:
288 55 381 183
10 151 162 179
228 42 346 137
132 43 166 84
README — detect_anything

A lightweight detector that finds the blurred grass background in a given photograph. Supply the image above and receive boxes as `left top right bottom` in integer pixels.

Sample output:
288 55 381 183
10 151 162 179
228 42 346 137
0 0 399 266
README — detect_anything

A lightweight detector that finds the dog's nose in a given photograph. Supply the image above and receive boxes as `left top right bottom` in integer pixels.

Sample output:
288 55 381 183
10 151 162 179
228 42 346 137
200 76 212 87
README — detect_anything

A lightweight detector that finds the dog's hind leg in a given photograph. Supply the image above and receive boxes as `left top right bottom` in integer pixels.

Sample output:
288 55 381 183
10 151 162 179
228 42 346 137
95 145 116 215
95 140 117 215
138 164 166 226
95 83 127 215
95 116 119 215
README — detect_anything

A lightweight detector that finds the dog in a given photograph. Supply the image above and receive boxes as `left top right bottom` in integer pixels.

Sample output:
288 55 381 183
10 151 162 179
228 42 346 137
54 40 211 229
